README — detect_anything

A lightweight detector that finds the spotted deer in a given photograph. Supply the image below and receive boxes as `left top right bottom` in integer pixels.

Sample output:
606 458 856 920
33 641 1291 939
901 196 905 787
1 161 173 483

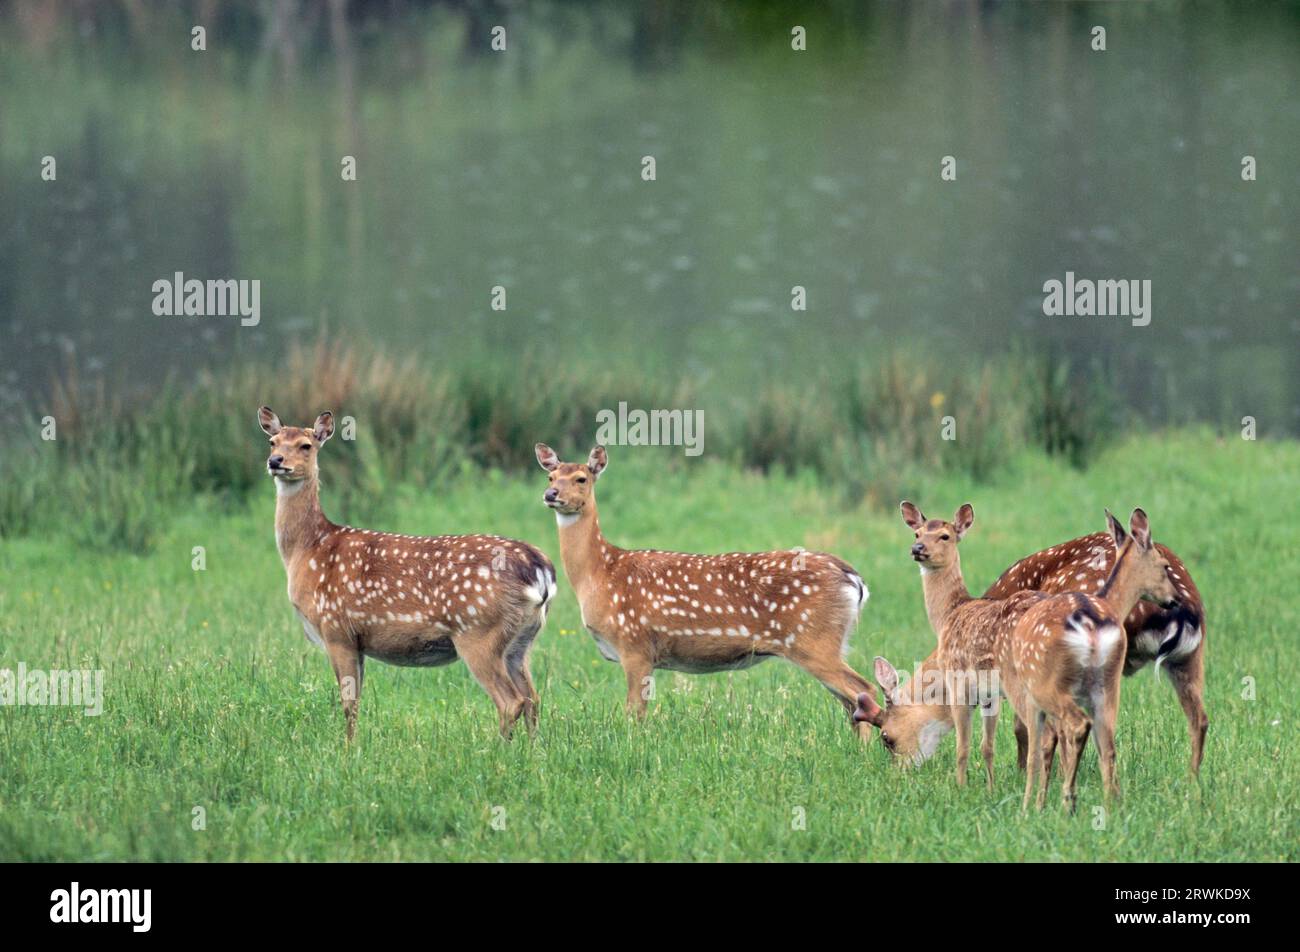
998 509 1178 809
986 525 1207 775
857 505 1179 808
535 444 881 734
854 503 1045 787
259 407 556 741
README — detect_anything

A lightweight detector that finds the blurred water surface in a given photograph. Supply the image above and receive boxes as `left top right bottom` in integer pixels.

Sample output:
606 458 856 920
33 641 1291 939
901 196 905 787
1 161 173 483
1 0 1296 430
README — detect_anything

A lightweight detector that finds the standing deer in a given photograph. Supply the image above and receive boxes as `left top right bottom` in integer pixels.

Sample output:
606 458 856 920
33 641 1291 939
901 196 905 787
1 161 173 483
985 527 1207 775
258 406 555 741
534 444 881 734
1000 508 1178 809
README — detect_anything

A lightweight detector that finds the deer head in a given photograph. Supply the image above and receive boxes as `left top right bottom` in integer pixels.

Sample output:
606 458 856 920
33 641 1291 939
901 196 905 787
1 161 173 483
259 406 334 484
854 657 953 765
535 443 606 516
901 501 974 572
1103 507 1178 609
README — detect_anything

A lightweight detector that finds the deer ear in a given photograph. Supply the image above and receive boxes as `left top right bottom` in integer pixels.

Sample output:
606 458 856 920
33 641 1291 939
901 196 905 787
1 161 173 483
1105 509 1128 549
587 445 608 479
900 501 925 530
258 406 282 436
313 411 335 444
1129 508 1152 550
535 443 560 472
954 503 975 539
874 656 900 704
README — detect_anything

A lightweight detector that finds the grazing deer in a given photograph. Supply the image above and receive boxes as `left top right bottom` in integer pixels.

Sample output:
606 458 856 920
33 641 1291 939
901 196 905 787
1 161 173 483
534 444 881 734
985 527 1207 775
854 503 1046 788
258 407 555 741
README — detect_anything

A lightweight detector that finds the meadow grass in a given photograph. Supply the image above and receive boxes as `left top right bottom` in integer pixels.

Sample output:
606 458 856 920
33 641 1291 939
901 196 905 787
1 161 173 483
0 431 1295 861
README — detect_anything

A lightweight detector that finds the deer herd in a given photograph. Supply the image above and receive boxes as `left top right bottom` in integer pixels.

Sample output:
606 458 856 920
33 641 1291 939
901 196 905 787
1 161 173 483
257 407 1208 810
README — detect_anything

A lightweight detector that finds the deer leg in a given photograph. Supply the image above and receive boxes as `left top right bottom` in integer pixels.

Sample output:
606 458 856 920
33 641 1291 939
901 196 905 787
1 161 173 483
1015 666 1055 780
1041 723 1059 786
1013 713 1029 771
1036 715 1054 810
1015 710 1060 780
1166 650 1208 775
325 640 363 743
979 706 998 792
621 649 655 718
1023 708 1044 812
457 628 527 739
951 703 972 787
505 620 542 733
1057 710 1091 813
1094 672 1123 803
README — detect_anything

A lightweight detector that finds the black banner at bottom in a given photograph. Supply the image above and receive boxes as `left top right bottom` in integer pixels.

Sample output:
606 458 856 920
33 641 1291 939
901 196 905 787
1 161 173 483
0 861 1278 939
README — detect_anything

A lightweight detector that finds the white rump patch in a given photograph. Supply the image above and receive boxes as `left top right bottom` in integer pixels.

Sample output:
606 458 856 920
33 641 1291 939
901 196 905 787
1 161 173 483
1156 622 1202 672
1096 623 1123 664
844 574 869 614
524 565 557 608
1063 617 1122 668
1133 629 1164 660
839 574 869 658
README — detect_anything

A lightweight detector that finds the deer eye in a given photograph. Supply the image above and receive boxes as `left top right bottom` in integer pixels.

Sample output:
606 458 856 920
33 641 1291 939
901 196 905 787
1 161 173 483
940 534 950 541
576 476 587 483
300 443 313 451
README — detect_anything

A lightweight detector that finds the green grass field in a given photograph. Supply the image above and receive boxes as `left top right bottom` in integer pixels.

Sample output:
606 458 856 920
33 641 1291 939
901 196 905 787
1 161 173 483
1 431 1295 861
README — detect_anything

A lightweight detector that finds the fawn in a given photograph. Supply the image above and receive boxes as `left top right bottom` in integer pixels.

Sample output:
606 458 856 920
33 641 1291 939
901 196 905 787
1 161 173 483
855 503 1045 787
986 529 1207 775
1004 509 1178 808
259 407 555 741
535 444 881 733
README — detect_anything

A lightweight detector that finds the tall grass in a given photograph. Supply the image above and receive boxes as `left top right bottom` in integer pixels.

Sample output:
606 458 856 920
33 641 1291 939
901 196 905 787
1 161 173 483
2 337 1122 551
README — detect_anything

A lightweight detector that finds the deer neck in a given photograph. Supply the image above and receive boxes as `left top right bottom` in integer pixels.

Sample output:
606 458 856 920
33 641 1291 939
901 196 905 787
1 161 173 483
1097 541 1143 619
554 497 613 604
273 475 331 567
919 557 974 636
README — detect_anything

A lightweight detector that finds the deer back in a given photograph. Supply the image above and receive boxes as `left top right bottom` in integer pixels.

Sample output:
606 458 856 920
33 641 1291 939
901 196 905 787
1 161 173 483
295 527 554 650
585 546 866 658
985 531 1205 669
